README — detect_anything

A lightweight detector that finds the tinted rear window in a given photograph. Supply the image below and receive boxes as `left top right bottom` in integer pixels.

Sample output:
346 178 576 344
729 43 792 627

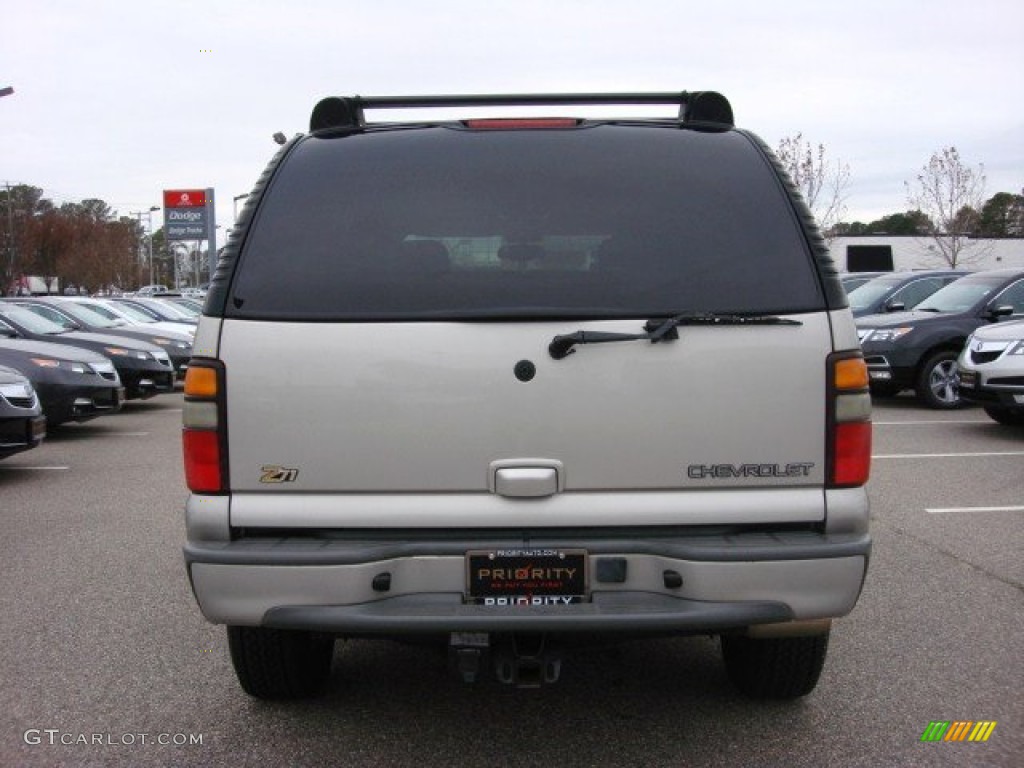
229 125 823 320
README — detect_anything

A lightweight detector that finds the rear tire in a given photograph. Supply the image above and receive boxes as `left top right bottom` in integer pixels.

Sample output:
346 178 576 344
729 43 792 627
983 406 1024 426
915 351 962 409
721 632 829 699
227 626 335 699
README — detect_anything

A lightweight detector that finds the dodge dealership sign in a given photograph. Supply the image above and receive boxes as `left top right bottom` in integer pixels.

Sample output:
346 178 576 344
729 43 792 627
163 188 211 240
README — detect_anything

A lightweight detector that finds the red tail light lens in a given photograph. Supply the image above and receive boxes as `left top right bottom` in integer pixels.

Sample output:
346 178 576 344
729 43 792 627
832 422 872 486
183 430 222 492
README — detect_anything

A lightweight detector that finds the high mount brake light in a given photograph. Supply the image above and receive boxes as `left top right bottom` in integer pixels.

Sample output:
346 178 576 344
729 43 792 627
464 118 580 130
183 361 227 493
828 353 872 488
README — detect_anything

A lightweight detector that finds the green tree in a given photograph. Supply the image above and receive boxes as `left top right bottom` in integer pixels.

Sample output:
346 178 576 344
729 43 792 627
867 210 932 235
831 221 870 236
977 191 1024 237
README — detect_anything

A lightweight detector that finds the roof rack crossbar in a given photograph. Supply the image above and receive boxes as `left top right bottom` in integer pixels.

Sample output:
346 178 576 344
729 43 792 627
309 91 733 132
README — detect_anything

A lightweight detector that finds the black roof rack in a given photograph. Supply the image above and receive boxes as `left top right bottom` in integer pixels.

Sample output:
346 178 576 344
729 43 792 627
309 91 733 132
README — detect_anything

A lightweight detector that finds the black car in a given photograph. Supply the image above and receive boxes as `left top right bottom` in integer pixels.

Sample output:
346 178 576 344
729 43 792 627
857 268 1024 407
0 337 123 425
0 304 175 400
0 364 46 459
10 297 193 380
847 270 970 317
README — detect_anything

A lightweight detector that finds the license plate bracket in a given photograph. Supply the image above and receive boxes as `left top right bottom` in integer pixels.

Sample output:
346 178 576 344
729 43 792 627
466 549 587 605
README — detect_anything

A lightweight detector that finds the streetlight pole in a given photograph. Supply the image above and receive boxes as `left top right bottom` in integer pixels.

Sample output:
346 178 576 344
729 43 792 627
4 182 15 294
146 205 159 286
3 85 17 290
131 205 160 288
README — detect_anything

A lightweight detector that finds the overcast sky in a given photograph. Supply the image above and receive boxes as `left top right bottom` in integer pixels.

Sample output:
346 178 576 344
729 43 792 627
3 0 1022 246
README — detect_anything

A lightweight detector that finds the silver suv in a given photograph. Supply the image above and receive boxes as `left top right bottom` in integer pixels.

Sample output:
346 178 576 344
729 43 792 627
182 92 872 699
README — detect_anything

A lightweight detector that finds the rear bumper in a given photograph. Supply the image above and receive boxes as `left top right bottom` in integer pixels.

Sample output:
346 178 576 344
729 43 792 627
185 531 871 632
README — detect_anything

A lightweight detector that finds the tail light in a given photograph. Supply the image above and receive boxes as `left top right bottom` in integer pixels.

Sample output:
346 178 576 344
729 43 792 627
827 352 872 488
183 360 228 493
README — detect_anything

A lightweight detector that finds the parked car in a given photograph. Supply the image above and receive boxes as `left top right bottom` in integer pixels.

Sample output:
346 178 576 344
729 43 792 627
957 318 1024 425
0 365 46 459
183 91 871 700
10 297 193 380
110 297 198 326
69 297 196 339
136 284 169 296
846 270 970 317
156 295 204 316
840 272 888 293
0 336 123 425
858 268 1024 407
0 304 174 400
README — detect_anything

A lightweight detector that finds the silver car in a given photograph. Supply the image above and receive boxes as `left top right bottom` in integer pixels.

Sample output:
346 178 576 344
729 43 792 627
958 319 1024 425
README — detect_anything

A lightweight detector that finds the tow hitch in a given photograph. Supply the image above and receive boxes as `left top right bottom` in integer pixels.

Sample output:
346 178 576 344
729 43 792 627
449 632 563 687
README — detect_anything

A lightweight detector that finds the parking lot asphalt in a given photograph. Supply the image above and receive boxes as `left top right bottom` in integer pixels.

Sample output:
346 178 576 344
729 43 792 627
0 392 1021 767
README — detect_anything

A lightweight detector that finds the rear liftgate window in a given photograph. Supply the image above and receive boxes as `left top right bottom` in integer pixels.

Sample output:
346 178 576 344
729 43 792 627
230 126 824 320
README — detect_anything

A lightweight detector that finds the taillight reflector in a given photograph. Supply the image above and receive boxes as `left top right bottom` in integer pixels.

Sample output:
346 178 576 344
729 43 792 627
832 422 872 486
183 430 222 493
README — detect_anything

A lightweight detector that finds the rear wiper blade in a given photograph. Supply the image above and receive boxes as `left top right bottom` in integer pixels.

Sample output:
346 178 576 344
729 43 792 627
548 312 802 360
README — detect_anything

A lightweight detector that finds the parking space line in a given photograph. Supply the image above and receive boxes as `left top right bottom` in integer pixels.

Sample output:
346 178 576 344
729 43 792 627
926 505 1024 514
873 451 1024 459
874 419 989 425
0 466 69 471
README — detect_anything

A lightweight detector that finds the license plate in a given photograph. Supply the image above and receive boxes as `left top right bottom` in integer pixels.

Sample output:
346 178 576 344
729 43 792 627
466 549 587 605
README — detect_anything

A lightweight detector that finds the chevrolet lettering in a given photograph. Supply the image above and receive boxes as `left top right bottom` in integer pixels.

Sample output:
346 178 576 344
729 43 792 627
688 462 815 480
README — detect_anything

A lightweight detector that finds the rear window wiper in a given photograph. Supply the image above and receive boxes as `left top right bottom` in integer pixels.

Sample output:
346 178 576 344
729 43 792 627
548 312 802 360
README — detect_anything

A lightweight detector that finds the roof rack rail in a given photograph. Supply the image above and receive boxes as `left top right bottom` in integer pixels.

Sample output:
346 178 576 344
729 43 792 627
309 91 733 133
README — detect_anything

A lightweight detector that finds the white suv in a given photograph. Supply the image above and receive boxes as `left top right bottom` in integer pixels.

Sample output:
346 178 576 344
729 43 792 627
182 92 872 699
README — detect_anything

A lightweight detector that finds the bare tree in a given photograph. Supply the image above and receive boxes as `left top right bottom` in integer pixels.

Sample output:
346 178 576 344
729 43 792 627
905 146 987 267
776 133 851 240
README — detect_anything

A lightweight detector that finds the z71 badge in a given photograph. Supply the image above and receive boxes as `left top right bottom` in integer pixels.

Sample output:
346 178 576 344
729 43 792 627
260 465 299 483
